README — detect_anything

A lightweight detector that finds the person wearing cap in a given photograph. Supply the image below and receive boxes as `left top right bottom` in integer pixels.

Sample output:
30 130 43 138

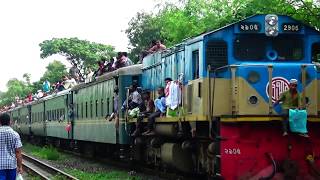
274 79 308 137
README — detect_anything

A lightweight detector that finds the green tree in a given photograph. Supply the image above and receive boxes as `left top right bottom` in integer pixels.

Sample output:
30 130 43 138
126 0 320 51
41 60 68 83
23 73 31 85
0 78 33 107
31 60 68 92
125 12 162 62
39 37 116 77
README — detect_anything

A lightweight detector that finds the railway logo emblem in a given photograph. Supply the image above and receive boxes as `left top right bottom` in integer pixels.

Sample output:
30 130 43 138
266 77 290 102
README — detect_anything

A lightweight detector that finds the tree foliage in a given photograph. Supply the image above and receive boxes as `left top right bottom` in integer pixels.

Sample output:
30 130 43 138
125 12 162 62
39 37 116 75
0 60 68 107
32 60 68 92
0 78 32 106
126 0 320 53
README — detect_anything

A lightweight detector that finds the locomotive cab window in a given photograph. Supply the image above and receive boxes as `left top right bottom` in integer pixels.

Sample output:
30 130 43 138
272 36 303 60
312 42 320 62
234 35 266 60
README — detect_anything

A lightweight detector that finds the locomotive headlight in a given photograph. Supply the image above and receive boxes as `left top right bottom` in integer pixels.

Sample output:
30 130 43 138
266 16 278 26
265 14 278 37
248 96 259 105
266 27 278 37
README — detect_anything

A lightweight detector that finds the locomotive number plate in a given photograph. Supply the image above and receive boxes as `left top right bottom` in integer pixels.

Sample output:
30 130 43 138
282 23 301 32
239 22 261 32
224 148 241 155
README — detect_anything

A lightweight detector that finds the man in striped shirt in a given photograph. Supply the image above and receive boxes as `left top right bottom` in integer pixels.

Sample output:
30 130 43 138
0 113 23 180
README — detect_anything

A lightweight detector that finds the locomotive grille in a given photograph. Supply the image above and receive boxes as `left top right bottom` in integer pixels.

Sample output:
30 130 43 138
234 35 266 60
206 41 228 70
273 36 303 60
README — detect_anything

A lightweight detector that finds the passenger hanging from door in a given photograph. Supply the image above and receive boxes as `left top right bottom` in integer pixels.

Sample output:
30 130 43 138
142 87 166 136
131 90 155 137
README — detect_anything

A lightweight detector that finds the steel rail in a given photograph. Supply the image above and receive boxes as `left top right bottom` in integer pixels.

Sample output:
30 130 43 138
22 153 78 180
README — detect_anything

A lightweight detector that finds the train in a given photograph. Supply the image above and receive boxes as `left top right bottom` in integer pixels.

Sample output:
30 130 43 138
5 14 320 179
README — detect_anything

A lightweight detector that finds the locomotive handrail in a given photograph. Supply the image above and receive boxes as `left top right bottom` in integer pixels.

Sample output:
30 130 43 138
211 63 316 73
209 63 315 117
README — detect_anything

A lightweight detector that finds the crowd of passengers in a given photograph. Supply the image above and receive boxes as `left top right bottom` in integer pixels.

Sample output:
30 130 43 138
0 41 166 113
106 77 181 136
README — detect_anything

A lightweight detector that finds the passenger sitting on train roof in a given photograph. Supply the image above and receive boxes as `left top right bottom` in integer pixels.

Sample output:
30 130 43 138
148 40 166 53
63 75 77 89
131 90 155 137
273 79 309 138
113 52 133 69
94 59 107 77
142 86 166 136
85 68 94 83
42 80 51 94
69 64 80 83
36 90 44 99
55 81 65 92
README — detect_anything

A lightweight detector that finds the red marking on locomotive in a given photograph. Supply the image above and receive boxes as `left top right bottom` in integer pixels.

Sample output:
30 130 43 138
266 77 290 102
220 122 320 179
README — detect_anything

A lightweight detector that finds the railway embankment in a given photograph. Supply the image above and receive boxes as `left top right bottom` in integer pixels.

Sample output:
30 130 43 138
22 143 164 180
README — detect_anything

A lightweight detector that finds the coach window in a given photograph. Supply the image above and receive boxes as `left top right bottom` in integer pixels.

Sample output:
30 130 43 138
207 40 228 69
192 50 199 79
95 100 98 117
107 98 110 116
76 104 79 118
90 101 93 118
81 102 84 119
85 102 88 118
101 99 104 117
312 42 320 63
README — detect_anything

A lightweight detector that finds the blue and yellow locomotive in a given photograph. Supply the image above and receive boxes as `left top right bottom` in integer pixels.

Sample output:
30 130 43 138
8 14 320 179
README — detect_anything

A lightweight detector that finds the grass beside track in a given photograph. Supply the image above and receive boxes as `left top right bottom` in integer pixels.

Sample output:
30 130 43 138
22 143 142 180
66 169 141 180
23 143 61 160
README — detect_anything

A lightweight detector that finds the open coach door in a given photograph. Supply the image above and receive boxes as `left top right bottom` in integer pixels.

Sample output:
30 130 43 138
67 92 74 140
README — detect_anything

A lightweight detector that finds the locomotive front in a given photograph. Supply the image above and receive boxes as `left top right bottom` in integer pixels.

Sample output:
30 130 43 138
207 15 320 179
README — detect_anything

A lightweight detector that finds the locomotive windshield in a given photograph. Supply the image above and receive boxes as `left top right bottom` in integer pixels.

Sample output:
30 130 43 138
234 35 303 61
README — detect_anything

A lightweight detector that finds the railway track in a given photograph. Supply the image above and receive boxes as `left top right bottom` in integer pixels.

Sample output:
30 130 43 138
22 153 78 180
62 150 197 180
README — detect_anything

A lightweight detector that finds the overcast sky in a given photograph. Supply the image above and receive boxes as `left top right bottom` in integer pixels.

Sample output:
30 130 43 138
0 0 162 91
